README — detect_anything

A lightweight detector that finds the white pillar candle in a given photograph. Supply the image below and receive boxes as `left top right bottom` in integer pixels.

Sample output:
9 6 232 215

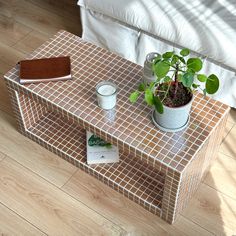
96 81 117 110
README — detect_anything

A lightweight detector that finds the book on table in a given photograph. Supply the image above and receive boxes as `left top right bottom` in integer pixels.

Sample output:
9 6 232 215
19 56 71 84
86 131 119 164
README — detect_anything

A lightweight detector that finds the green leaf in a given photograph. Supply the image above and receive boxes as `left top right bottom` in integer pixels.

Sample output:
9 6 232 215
153 96 164 114
178 56 186 64
138 83 145 91
171 55 179 65
153 55 162 65
129 91 139 103
162 51 174 59
206 74 219 94
197 74 207 82
177 74 182 82
163 76 172 82
192 83 199 89
182 72 194 87
149 82 155 89
187 68 195 74
180 48 190 57
187 58 203 72
153 61 170 78
145 89 154 106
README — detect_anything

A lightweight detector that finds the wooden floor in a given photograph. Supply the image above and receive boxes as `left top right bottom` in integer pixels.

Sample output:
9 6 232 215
0 1 236 235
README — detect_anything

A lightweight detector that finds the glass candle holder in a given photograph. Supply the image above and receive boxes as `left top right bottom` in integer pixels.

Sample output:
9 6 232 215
96 81 117 110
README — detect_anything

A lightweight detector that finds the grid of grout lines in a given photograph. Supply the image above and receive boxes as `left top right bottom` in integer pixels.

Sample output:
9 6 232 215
3 30 230 223
15 88 165 213
17 92 47 129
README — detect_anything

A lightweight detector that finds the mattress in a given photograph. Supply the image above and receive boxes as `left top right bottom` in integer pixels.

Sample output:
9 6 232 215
78 0 236 72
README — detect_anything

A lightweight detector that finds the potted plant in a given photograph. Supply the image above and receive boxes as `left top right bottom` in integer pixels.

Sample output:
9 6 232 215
129 48 220 132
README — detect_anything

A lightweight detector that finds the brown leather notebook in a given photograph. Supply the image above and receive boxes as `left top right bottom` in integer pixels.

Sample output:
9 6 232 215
19 56 71 84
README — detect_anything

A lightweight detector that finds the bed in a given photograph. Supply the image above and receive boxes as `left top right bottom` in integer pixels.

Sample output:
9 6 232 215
78 0 236 108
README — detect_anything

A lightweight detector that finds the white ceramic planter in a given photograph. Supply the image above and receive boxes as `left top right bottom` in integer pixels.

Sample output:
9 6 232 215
152 95 193 132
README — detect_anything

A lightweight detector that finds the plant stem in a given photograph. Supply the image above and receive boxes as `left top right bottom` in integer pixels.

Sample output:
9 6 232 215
174 64 179 98
161 82 171 103
155 89 168 93
160 72 175 103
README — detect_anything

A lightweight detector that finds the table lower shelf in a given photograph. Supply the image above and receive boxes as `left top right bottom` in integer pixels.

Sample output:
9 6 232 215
27 111 165 215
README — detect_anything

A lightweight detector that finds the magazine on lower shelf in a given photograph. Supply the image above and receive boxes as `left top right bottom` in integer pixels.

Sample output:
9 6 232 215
86 131 119 164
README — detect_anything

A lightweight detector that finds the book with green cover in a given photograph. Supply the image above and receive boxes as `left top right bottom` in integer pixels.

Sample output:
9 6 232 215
86 131 119 164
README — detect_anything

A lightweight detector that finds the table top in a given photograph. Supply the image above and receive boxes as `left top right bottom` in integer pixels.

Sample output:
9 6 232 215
4 30 229 173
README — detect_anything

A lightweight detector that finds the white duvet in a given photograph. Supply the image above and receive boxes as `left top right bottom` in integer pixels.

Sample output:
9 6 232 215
78 0 236 107
79 0 236 72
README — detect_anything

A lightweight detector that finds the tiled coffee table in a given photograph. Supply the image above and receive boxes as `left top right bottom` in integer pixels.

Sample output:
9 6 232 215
4 30 229 224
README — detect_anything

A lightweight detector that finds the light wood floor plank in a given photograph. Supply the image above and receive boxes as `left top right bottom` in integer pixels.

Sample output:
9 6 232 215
0 0 81 36
228 108 236 124
0 110 77 188
0 42 17 116
220 125 236 159
0 13 32 47
0 157 125 235
223 120 234 140
182 183 236 235
0 41 25 68
0 202 46 235
62 169 212 235
0 151 5 161
0 59 14 75
13 30 51 54
0 73 13 116
204 153 236 200
174 216 213 236
26 0 81 35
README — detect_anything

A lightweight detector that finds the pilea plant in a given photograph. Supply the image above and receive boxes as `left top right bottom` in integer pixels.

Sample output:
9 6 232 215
129 48 219 114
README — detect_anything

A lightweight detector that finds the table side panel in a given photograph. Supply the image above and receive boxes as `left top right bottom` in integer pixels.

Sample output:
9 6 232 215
173 113 228 223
